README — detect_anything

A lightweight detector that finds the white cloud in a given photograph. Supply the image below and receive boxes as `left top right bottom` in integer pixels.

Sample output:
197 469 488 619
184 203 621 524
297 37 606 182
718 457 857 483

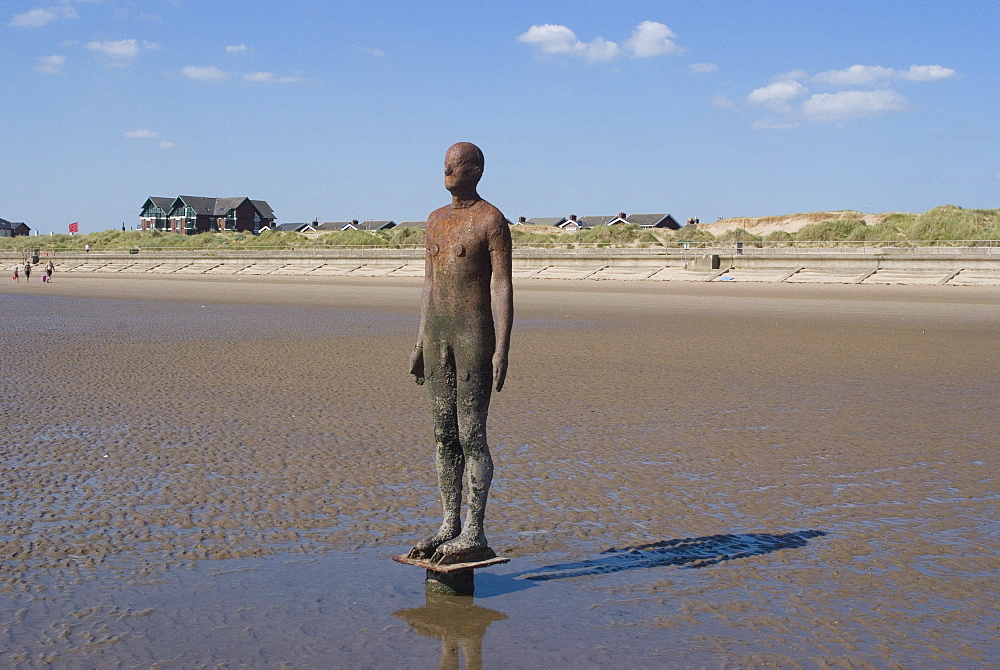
244 71 303 84
578 37 620 62
624 21 682 57
125 129 160 139
125 129 175 148
9 6 78 27
182 65 229 81
903 64 955 81
226 43 248 53
813 64 956 86
87 39 143 59
35 54 66 74
772 69 808 83
518 21 687 63
813 65 895 86
518 24 583 55
802 89 908 122
357 46 387 58
751 119 800 131
738 62 952 125
517 24 621 62
689 62 718 74
711 94 739 110
747 80 809 112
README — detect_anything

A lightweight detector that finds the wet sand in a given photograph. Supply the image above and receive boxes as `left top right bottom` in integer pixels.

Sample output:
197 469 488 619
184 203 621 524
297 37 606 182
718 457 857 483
1 276 998 667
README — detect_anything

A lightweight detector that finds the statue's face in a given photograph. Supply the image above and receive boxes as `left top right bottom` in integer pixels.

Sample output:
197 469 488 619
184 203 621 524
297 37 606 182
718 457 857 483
444 144 482 193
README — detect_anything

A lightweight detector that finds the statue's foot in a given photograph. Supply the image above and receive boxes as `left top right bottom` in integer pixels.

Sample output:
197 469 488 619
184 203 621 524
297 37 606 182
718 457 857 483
407 525 461 560
430 531 496 565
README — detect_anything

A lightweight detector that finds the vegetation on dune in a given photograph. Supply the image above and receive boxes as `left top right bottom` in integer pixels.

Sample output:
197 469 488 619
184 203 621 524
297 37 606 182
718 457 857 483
667 227 717 247
509 227 566 246
903 205 1000 241
2 206 997 252
388 226 425 246
314 229 390 246
763 230 795 245
791 206 1000 245
579 223 657 246
716 228 763 246
795 218 867 241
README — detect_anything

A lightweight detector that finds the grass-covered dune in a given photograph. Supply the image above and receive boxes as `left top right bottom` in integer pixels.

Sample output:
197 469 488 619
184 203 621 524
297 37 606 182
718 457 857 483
2 205 997 252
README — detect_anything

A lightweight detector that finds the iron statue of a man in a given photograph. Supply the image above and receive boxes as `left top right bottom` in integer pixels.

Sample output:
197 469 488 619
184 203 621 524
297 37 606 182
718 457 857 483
408 142 513 564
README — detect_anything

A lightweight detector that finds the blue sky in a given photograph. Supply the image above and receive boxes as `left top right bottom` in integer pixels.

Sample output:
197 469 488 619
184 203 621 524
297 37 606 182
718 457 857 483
2 0 997 233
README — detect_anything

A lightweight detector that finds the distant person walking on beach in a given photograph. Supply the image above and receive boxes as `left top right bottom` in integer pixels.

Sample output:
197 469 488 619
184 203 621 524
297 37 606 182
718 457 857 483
44 260 54 283
23 263 31 282
11 265 19 282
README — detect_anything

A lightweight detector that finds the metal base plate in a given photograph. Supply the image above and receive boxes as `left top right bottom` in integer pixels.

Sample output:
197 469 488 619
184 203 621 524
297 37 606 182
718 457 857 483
392 554 510 574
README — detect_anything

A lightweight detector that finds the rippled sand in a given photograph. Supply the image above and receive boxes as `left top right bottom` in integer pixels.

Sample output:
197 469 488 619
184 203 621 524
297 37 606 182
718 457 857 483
1 275 997 667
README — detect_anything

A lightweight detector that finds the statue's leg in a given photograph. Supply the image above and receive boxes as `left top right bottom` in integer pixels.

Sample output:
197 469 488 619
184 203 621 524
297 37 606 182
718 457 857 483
432 344 496 564
409 344 463 560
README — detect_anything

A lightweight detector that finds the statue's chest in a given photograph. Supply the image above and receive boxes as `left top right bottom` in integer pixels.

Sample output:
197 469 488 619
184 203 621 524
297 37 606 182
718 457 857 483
427 222 487 262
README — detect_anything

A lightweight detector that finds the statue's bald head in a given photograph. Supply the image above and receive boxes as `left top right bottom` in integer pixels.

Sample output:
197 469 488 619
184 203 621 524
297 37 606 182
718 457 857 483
446 142 484 173
447 141 484 167
444 142 484 194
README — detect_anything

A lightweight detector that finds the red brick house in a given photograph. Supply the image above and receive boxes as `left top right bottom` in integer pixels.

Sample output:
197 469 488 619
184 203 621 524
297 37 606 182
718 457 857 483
140 196 275 234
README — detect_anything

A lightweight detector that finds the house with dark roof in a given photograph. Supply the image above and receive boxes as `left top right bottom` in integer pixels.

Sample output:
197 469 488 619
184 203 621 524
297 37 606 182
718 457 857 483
139 197 174 231
609 213 680 229
140 196 276 234
627 213 681 229
324 219 396 231
0 218 31 237
558 215 584 231
525 217 567 228
318 221 355 232
356 220 396 231
577 215 617 229
395 220 427 229
275 222 318 233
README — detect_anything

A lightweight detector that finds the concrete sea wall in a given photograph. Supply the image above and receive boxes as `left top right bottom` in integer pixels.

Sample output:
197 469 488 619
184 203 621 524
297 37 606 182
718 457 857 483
3 246 1000 285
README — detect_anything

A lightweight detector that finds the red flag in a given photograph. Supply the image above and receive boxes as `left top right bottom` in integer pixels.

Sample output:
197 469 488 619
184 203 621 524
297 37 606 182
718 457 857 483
68 222 79 233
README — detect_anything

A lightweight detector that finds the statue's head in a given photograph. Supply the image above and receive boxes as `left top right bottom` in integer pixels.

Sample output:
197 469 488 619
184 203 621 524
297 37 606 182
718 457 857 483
444 142 484 194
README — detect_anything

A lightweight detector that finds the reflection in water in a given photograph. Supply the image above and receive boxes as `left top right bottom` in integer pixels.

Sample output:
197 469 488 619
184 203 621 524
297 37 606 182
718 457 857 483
394 592 508 670
521 530 826 581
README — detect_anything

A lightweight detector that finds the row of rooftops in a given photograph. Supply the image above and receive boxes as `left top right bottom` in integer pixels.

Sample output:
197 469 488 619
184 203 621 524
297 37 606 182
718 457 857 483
515 213 681 229
276 212 683 233
275 219 398 233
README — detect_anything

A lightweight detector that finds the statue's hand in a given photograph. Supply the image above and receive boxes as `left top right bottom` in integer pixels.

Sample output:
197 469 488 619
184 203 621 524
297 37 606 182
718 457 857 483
492 351 508 393
409 344 425 385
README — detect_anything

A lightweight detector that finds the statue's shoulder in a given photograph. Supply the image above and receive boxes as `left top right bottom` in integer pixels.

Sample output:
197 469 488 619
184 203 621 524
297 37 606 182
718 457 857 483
427 205 451 226
477 200 508 229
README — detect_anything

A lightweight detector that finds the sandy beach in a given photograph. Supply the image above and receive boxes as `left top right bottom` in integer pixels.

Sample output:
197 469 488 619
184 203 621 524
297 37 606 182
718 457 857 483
1 275 997 667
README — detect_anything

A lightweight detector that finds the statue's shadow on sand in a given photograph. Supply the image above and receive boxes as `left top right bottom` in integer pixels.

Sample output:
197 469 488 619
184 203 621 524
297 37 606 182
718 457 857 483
477 530 826 597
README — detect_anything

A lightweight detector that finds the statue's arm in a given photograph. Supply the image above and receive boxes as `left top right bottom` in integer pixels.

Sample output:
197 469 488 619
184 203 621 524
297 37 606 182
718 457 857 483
410 248 432 385
490 217 513 392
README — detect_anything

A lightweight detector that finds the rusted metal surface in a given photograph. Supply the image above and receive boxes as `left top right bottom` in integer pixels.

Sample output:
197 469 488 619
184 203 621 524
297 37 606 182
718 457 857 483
407 143 514 566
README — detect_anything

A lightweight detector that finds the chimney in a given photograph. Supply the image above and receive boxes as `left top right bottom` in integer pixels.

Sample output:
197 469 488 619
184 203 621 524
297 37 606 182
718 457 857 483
618 212 627 219
518 216 526 223
569 214 577 221
351 219 359 225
